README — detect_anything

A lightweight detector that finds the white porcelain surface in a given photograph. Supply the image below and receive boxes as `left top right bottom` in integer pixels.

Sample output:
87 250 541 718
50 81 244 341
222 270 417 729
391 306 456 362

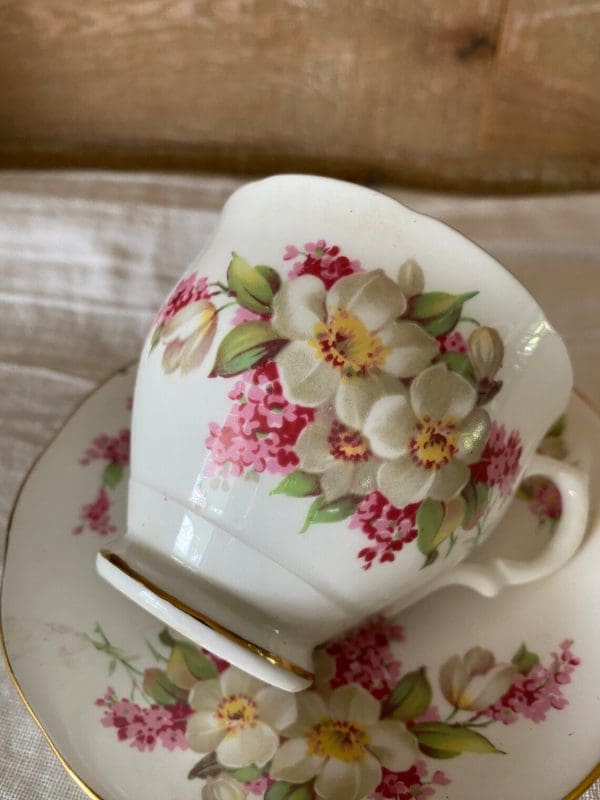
100 176 585 687
2 364 599 800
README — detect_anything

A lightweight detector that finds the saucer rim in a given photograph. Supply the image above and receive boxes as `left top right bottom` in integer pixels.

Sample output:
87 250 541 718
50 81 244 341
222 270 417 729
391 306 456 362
1 362 598 800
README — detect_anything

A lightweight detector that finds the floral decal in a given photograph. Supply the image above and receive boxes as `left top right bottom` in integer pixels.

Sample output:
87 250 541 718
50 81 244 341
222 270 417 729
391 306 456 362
72 398 130 536
89 617 580 800
147 243 524 569
516 415 566 530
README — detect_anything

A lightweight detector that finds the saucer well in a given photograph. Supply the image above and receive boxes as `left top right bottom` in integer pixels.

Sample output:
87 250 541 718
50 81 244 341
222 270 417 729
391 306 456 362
1 363 599 800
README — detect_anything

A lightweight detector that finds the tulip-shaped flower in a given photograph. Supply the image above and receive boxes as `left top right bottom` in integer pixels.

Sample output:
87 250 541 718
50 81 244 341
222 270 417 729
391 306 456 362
439 647 517 712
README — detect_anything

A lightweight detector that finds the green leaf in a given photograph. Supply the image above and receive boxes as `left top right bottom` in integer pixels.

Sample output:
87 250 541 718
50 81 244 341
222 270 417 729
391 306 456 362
299 494 361 534
108 659 116 676
423 306 462 336
512 643 540 676
188 752 220 780
149 325 163 353
439 351 475 383
265 783 313 800
462 482 490 530
410 291 479 321
416 498 444 555
209 321 288 377
167 641 218 689
271 469 322 498
422 549 439 568
158 628 176 648
227 253 278 314
228 766 265 781
412 722 504 757
102 461 124 489
546 414 566 438
383 667 432 721
418 744 461 759
142 667 189 705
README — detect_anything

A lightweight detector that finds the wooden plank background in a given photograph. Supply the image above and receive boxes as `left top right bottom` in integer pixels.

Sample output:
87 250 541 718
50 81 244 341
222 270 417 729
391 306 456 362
1 0 599 191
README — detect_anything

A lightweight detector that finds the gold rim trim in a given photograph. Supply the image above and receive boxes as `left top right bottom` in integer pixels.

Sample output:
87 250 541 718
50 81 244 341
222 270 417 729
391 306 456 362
98 549 314 683
0 365 598 800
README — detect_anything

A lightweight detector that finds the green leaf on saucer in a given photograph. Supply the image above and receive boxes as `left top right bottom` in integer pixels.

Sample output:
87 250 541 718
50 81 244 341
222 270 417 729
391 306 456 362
412 721 504 757
383 667 432 721
512 643 540 676
416 498 444 555
227 253 279 314
546 414 567 438
188 752 220 781
271 469 322 498
409 291 478 335
299 494 361 534
209 321 288 377
228 766 265 781
102 461 123 489
439 351 475 383
266 782 313 800
143 667 189 705
167 641 218 689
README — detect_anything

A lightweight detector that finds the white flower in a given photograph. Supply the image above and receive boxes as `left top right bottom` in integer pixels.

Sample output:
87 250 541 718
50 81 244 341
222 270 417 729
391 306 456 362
271 271 438 430
201 774 247 800
294 410 379 501
364 363 490 507
187 668 296 769
439 647 517 712
161 299 217 374
270 685 417 800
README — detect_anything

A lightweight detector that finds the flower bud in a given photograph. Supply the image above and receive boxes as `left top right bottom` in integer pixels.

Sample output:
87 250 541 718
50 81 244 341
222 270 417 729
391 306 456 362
469 326 504 381
397 259 425 296
202 775 247 800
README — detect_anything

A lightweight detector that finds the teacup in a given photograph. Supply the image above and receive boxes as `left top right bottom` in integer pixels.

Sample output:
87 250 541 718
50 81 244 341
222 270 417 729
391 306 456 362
97 175 588 691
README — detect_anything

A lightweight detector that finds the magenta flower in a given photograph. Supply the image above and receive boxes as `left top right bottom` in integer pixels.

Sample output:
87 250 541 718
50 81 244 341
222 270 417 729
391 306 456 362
285 240 362 289
72 488 117 537
96 691 192 752
349 492 419 570
470 421 522 496
437 331 468 354
79 429 130 467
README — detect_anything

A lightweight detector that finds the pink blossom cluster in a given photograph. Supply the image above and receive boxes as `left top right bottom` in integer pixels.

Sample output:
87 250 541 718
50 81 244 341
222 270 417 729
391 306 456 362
96 687 192 752
72 488 117 536
284 240 362 289
79 429 130 467
436 331 468 354
349 492 420 570
375 761 450 799
485 640 581 725
154 272 211 329
470 421 522 496
324 615 404 701
527 477 562 522
205 362 314 476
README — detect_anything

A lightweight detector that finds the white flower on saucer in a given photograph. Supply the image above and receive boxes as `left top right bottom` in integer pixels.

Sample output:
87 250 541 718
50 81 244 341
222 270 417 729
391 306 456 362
364 363 490 507
270 685 417 800
294 410 379 501
201 774 247 800
439 647 517 712
186 668 296 769
271 271 438 430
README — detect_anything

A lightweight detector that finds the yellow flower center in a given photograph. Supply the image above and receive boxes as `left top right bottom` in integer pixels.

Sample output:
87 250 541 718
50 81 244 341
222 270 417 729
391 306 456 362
410 418 458 470
310 308 389 377
307 719 369 763
328 421 371 463
215 694 258 734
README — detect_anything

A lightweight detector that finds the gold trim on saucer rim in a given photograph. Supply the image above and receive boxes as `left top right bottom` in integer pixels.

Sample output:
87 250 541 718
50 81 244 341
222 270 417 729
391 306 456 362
98 549 314 683
0 364 598 800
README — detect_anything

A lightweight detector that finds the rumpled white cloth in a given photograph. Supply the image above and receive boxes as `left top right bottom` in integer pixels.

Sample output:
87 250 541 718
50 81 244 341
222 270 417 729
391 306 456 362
0 171 598 799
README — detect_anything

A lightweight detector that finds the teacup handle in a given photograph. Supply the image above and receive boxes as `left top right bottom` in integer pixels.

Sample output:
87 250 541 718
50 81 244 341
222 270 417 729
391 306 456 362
386 454 589 617
430 454 589 598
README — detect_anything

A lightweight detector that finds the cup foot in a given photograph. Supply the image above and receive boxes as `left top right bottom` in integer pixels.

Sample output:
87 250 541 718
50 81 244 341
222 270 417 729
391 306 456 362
96 549 313 692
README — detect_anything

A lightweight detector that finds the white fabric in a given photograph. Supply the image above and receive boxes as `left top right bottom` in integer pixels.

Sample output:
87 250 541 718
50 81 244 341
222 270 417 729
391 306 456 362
0 171 599 799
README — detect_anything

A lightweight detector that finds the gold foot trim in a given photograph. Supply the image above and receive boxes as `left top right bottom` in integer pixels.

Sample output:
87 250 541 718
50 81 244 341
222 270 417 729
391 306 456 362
99 549 314 683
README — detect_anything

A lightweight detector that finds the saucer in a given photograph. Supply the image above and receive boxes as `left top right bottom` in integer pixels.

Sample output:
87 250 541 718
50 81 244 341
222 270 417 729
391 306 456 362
2 363 599 800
